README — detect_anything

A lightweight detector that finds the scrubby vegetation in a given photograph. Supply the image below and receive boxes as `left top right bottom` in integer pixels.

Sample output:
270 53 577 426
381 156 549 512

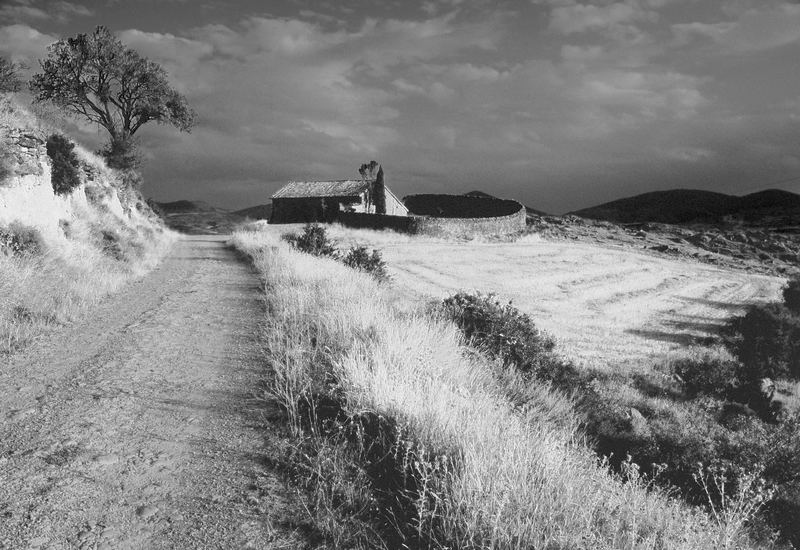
728 304 800 384
0 223 44 257
46 134 82 195
282 223 337 257
0 98 175 354
438 284 800 546
0 215 173 354
284 223 389 281
341 245 389 281
783 278 800 314
233 227 763 549
440 291 585 388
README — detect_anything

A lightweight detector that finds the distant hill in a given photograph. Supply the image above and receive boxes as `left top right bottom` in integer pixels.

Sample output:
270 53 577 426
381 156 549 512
157 200 221 214
154 200 244 234
463 190 549 216
233 203 272 220
570 189 800 225
405 193 523 218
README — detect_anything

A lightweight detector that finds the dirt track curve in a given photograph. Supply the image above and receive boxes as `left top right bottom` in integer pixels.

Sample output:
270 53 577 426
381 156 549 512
0 236 306 550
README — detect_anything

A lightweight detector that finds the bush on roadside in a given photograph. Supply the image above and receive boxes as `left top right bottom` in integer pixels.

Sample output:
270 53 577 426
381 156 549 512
0 223 44 256
46 134 82 195
727 304 800 382
783 278 800 314
441 292 579 384
284 224 392 282
341 246 388 281
672 352 741 399
283 223 337 258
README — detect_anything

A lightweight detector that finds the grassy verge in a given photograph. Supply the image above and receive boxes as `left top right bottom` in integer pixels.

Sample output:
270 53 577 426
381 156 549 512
232 226 755 549
0 220 174 353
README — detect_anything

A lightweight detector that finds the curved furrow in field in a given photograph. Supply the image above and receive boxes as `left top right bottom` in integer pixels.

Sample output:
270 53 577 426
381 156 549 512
365 236 785 374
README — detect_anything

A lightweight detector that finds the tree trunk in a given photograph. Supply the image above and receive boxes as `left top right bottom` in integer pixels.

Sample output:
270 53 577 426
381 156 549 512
100 136 139 171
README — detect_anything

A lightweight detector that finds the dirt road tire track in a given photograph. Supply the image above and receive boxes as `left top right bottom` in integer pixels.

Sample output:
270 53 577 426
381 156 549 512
0 236 308 549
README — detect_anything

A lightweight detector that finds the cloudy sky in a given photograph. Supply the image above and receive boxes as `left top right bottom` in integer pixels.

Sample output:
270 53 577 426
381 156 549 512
1 0 799 213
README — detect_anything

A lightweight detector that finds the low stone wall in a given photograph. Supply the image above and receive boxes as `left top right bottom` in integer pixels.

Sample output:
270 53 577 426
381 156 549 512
412 206 526 238
338 203 526 238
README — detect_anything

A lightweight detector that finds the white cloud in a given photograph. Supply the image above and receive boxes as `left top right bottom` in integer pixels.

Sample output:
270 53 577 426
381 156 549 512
0 1 49 22
672 2 800 52
573 70 706 118
550 2 646 34
0 24 56 64
664 146 714 162
119 30 213 64
0 0 93 23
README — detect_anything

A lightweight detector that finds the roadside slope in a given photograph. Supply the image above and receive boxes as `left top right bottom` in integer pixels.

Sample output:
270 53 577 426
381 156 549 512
0 236 306 550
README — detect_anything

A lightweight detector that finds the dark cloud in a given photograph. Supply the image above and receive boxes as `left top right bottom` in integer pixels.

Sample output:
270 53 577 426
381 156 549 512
0 0 798 212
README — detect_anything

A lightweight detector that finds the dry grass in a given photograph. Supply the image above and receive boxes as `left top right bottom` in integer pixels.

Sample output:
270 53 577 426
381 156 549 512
233 227 762 549
0 223 173 353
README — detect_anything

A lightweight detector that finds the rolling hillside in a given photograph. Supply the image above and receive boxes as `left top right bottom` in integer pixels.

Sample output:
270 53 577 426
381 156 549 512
153 201 272 234
465 190 549 216
571 188 800 225
233 203 272 220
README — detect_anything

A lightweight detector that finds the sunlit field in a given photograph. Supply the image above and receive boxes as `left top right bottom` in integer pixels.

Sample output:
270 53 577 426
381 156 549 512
259 222 785 376
233 225 755 549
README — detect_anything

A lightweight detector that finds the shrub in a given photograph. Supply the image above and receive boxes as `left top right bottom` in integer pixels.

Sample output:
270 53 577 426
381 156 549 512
0 143 12 182
0 223 44 256
783 278 800 314
441 292 578 384
283 224 337 258
45 134 82 195
341 246 388 281
728 304 800 382
98 229 125 261
672 352 741 398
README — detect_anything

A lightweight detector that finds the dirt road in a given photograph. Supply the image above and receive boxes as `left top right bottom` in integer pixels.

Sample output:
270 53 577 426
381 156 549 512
0 236 305 549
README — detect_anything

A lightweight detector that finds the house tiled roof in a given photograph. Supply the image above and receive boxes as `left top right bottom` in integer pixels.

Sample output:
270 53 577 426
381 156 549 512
272 180 372 199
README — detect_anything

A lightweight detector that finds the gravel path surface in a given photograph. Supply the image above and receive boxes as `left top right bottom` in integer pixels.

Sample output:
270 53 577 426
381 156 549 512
0 236 306 549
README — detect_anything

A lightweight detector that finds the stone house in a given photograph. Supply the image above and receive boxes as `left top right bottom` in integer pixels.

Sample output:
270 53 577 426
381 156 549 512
270 170 408 223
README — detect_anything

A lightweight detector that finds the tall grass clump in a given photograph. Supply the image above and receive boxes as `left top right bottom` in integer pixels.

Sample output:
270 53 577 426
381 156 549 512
232 227 759 550
284 223 389 281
